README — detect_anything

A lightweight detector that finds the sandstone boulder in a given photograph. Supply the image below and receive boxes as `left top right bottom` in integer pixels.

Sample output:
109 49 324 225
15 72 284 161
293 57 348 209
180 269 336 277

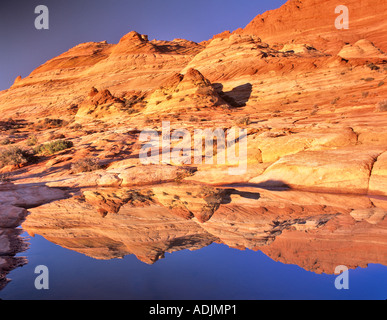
253 127 357 163
249 147 385 194
144 68 229 114
369 151 387 196
338 39 387 60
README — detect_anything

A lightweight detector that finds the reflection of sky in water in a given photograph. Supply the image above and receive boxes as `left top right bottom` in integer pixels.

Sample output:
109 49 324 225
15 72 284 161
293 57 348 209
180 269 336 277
1 233 386 300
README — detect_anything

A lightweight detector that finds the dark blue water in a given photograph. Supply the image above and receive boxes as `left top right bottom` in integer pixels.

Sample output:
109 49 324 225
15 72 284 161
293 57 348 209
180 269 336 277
1 232 386 300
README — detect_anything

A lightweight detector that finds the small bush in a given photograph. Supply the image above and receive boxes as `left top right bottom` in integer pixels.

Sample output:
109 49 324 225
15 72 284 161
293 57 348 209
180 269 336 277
189 115 199 122
43 118 66 127
0 146 32 168
71 157 101 173
126 108 137 115
26 135 38 146
144 117 153 124
375 100 387 112
70 123 83 131
0 119 23 132
34 140 73 155
34 118 68 131
0 137 12 145
367 63 380 71
235 116 251 126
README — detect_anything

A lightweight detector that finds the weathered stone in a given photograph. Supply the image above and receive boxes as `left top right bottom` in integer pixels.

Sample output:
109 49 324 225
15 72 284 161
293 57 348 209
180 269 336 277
369 151 387 196
250 147 385 194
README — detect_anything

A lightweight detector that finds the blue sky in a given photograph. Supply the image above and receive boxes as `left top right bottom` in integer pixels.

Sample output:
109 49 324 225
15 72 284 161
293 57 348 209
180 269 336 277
0 0 287 91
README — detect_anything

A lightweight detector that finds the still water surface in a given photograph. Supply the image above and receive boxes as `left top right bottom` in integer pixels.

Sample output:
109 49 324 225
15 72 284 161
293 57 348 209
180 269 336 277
1 231 386 300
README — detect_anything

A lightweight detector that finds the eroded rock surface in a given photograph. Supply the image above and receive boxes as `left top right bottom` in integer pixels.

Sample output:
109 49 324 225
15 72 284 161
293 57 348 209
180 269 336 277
21 184 387 274
0 0 386 282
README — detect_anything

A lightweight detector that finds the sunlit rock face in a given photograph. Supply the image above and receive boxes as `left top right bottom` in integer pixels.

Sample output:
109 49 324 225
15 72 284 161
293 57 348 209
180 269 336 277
21 184 387 274
1 0 387 195
1 0 387 283
0 32 203 120
231 0 387 54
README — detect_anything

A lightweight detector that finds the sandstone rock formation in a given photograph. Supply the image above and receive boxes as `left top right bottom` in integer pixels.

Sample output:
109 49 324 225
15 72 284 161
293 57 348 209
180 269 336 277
338 39 387 60
249 146 385 194
0 33 203 120
231 0 387 53
0 0 386 193
0 0 386 283
369 151 387 196
21 184 387 274
144 68 230 114
75 88 126 120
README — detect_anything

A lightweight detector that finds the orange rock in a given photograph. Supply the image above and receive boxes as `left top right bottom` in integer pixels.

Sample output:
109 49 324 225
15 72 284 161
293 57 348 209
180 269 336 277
369 151 387 196
232 0 387 54
250 146 385 194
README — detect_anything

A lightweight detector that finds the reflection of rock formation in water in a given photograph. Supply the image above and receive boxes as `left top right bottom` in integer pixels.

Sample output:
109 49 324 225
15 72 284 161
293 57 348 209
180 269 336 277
0 229 29 291
0 182 63 291
22 183 387 274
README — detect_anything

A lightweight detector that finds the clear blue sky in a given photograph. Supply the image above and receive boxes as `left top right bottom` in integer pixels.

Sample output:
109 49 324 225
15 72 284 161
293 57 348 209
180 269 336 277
0 0 287 91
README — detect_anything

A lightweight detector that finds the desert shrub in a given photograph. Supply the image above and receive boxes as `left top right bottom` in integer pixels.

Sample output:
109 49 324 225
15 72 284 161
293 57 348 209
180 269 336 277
0 146 32 168
34 140 73 155
235 116 251 126
375 100 387 112
144 117 153 124
26 135 38 146
71 123 83 130
126 108 137 115
189 115 199 122
367 63 380 71
174 168 195 183
71 157 101 173
0 119 23 132
0 137 12 145
124 94 146 109
34 118 68 131
43 118 66 127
